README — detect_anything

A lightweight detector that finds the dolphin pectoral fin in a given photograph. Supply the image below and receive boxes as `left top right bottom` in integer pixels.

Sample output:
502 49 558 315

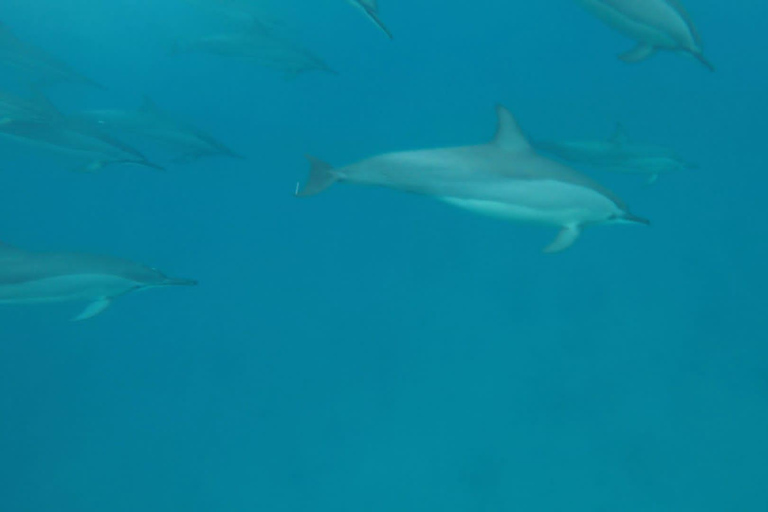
543 225 581 254
296 155 337 197
647 173 659 185
72 298 112 321
619 44 656 63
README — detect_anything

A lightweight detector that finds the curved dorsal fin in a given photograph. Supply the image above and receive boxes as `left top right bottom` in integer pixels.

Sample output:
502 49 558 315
492 105 531 152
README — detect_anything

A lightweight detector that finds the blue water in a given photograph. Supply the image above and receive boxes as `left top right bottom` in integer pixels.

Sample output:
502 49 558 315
1 0 766 509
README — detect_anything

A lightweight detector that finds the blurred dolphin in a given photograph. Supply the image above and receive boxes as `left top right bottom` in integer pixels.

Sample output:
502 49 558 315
297 105 648 253
0 242 196 321
0 88 63 123
534 124 696 184
0 115 164 172
0 22 105 88
576 0 714 70
75 96 244 164
174 19 337 79
348 0 393 39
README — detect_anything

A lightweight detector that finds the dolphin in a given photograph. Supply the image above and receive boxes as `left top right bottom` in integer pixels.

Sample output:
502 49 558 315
0 242 197 321
534 124 696 184
296 105 649 253
74 96 244 164
0 114 164 172
347 0 394 39
576 0 714 70
174 19 337 79
0 22 105 88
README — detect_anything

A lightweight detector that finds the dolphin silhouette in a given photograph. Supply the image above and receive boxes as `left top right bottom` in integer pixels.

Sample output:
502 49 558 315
0 242 196 321
577 0 714 70
297 105 648 253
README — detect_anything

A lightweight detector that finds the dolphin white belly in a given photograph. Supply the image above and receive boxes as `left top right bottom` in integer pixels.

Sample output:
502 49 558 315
0 274 137 304
440 179 621 227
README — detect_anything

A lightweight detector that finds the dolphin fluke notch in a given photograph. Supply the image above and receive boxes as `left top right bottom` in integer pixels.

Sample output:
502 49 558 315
296 155 337 197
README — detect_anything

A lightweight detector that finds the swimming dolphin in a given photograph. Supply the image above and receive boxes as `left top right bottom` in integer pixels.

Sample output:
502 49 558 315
347 0 393 39
0 22 105 88
174 19 337 79
0 114 164 172
74 96 244 163
576 0 714 70
297 105 649 253
0 242 197 321
534 124 696 184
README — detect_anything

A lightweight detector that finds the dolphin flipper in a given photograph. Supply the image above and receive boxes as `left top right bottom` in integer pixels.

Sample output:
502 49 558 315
72 298 112 321
543 225 582 253
619 44 656 63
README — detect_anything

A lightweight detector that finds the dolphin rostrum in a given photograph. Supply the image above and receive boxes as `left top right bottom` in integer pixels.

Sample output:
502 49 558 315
174 19 337 79
74 96 244 164
534 124 696 184
576 0 714 70
0 22 105 88
296 105 649 253
348 0 393 39
0 242 197 321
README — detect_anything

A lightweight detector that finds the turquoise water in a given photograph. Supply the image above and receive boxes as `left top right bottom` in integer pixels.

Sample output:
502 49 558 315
1 1 767 510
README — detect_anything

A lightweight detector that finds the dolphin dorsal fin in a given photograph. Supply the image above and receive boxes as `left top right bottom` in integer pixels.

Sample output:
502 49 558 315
492 105 531 152
139 95 161 114
609 123 628 146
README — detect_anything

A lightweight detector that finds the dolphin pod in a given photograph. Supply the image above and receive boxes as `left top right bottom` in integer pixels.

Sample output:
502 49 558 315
0 242 196 321
1 0 713 320
297 106 649 253
534 124 697 184
577 0 714 70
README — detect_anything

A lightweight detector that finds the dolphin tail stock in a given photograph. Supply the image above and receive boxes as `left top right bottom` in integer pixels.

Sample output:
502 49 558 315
543 224 582 254
296 155 337 197
618 44 656 63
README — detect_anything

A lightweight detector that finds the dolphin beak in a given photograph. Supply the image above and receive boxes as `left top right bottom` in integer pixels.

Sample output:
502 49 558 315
623 213 650 226
164 277 198 286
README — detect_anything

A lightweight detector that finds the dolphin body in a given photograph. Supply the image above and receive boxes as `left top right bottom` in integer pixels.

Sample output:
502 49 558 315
0 242 196 321
74 96 244 164
175 20 337 79
576 0 713 70
347 0 393 39
534 124 696 184
0 22 104 88
297 106 648 253
0 114 164 172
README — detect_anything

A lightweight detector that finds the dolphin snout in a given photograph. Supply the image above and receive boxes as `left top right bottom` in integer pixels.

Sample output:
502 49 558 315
164 277 198 286
623 212 650 226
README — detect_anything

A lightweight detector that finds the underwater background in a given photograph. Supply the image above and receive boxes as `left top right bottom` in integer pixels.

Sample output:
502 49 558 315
1 0 767 510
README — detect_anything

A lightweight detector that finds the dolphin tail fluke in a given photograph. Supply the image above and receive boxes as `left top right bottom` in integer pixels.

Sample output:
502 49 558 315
692 52 715 72
72 298 112 321
618 44 656 63
296 156 337 197
543 225 582 254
